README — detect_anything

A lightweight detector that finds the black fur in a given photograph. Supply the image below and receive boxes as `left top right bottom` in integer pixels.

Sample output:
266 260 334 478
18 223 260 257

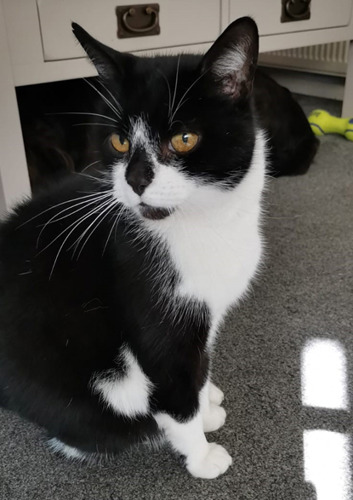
0 174 210 453
254 69 319 176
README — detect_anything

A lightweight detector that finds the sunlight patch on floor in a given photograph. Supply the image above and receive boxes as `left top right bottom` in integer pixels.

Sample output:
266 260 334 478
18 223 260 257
301 338 348 410
301 338 351 499
304 430 351 500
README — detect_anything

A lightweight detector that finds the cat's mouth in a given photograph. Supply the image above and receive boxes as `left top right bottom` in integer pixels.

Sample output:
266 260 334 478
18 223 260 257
139 203 175 220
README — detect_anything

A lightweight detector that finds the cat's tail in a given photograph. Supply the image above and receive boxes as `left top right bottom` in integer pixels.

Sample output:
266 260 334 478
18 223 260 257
0 387 8 408
269 133 320 178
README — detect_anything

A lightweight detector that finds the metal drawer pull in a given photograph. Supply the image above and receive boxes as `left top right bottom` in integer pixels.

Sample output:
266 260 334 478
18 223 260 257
285 0 311 20
122 6 159 33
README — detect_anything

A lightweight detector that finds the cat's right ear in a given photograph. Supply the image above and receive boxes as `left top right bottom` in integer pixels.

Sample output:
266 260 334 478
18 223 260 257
72 23 133 81
201 17 259 100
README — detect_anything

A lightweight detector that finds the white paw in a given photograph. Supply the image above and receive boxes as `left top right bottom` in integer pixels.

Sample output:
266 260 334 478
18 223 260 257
209 382 224 406
187 443 232 479
203 404 226 432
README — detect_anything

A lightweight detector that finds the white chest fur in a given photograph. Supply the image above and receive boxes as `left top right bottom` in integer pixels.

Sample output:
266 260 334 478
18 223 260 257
147 132 266 340
92 133 266 419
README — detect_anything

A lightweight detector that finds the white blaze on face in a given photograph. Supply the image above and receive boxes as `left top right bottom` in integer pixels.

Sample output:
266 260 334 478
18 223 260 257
142 161 195 209
111 117 195 212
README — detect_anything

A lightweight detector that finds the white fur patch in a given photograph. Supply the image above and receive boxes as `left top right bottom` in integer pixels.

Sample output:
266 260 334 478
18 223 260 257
142 163 195 209
47 438 87 461
111 117 195 212
145 131 266 346
92 346 153 418
199 379 226 433
209 381 224 405
112 160 139 208
112 125 266 348
154 411 232 478
213 44 247 78
131 117 154 154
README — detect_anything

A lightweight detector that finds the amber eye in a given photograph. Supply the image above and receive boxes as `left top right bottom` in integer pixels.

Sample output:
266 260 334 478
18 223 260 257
170 132 199 154
110 133 130 153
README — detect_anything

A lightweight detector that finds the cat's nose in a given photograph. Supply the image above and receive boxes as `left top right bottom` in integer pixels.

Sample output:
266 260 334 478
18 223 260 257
125 152 154 196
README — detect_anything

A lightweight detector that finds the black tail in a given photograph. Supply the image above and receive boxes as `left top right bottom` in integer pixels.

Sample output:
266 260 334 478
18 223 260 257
254 69 319 177
268 134 319 178
0 385 9 408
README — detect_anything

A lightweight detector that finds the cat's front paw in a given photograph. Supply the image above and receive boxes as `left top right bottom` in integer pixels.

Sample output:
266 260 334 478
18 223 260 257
209 382 224 406
187 443 232 479
203 404 226 432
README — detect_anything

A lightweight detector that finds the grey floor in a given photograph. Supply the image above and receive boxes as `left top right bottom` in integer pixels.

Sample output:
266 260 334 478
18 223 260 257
1 95 352 500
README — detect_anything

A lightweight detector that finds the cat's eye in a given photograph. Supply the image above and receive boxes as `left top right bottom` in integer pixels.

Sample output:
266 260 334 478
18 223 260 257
110 133 130 153
170 132 199 154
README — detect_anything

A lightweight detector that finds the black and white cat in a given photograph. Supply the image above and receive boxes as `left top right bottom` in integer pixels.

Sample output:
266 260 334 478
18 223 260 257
0 18 265 478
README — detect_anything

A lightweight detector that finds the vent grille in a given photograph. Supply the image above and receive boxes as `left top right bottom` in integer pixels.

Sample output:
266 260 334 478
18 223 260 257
259 41 349 76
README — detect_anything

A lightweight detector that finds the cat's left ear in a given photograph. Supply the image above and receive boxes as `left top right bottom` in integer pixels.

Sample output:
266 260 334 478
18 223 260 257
72 22 134 81
201 17 259 100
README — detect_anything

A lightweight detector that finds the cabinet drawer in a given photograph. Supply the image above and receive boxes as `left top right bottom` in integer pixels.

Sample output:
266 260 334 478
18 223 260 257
229 0 353 36
37 0 220 61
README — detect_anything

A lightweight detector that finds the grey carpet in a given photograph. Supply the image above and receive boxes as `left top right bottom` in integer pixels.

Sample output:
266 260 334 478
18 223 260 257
1 95 352 500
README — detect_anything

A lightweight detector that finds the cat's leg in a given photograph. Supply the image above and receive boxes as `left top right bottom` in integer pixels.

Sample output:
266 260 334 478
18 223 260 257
209 381 224 406
200 379 226 433
154 411 232 479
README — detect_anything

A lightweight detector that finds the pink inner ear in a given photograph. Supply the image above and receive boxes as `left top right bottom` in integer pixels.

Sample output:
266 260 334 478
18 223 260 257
219 64 254 99
211 40 255 99
222 74 243 99
213 64 252 99
201 18 258 100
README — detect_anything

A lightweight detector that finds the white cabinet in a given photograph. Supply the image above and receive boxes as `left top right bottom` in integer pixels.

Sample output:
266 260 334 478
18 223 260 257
37 0 221 61
230 0 353 35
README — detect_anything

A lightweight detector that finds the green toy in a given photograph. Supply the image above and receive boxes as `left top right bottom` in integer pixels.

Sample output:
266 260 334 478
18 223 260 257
308 109 353 141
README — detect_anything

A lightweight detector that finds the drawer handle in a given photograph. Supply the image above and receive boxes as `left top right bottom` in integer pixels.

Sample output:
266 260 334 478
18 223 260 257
122 6 159 33
285 0 311 20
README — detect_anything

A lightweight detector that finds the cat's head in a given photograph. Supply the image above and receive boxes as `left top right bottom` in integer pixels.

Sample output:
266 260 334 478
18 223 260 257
72 17 259 220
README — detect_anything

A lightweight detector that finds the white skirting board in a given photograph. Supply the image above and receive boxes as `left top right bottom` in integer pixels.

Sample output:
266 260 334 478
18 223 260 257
258 41 348 102
259 66 345 101
259 41 349 77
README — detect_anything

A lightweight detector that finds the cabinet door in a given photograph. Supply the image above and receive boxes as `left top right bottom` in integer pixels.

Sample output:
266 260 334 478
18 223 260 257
37 0 221 61
229 0 353 36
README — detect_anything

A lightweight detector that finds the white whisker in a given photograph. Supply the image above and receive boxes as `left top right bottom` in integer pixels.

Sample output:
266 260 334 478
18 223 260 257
71 199 118 259
37 197 113 257
81 160 101 173
96 79 124 116
17 190 111 229
75 172 111 185
170 55 181 121
46 111 119 123
36 192 113 247
102 205 127 256
170 70 209 124
83 78 122 120
46 197 115 279
157 69 172 121
72 123 117 128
